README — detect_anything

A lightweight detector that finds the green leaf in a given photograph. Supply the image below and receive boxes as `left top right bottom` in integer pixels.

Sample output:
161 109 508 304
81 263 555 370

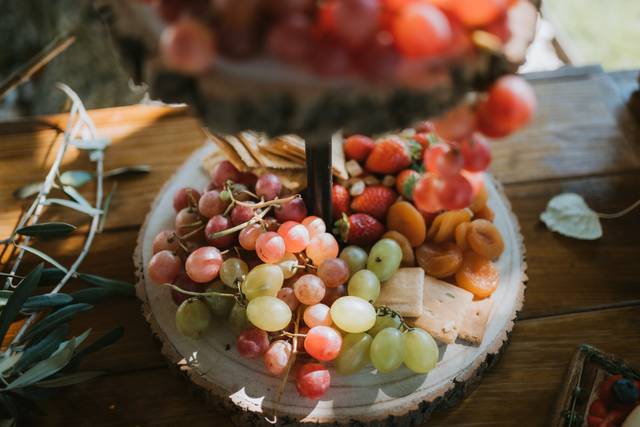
104 164 151 178
0 265 42 344
34 370 104 388
98 182 117 232
70 288 116 304
0 290 13 307
41 199 102 216
22 293 73 311
13 182 42 200
16 245 68 273
6 339 76 390
77 273 134 296
71 137 110 151
40 268 66 287
14 324 68 372
15 222 76 238
540 193 603 240
18 303 93 345
59 170 93 188
61 186 92 209
69 327 123 369
0 353 23 376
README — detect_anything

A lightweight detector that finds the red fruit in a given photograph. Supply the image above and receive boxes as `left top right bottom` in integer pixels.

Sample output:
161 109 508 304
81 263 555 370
396 169 420 199
365 137 411 174
477 75 536 138
391 2 452 58
351 186 397 220
413 132 432 150
335 213 385 246
460 133 492 172
413 174 443 213
483 12 511 43
332 184 351 220
344 135 375 162
436 174 473 209
296 363 330 399
600 375 624 405
447 0 508 28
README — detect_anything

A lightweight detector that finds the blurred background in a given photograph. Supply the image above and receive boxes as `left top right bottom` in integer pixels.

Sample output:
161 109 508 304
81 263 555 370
0 0 638 120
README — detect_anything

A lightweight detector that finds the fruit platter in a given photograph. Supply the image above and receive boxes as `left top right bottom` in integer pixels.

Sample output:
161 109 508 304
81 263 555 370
134 121 527 425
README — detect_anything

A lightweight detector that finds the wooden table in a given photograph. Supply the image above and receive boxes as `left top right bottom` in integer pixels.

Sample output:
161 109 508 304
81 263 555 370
1 66 639 426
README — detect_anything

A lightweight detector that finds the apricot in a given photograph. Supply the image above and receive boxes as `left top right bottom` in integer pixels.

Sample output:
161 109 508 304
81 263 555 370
427 209 472 243
475 205 495 222
454 221 472 251
386 201 427 247
467 219 504 259
455 251 498 299
416 241 463 278
470 185 488 213
383 231 415 267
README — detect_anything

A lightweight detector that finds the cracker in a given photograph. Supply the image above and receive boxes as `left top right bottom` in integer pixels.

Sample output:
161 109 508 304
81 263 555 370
269 135 306 160
225 134 260 168
459 297 493 346
331 132 349 180
259 142 306 163
375 268 424 317
413 276 473 344
239 131 304 170
204 129 248 172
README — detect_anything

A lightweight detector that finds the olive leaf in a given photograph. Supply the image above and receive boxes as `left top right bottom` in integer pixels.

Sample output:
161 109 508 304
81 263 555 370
0 353 23 377
15 222 76 238
22 293 74 311
540 193 603 240
16 245 68 274
59 170 93 188
40 268 67 287
70 288 116 304
70 137 110 151
97 182 117 232
77 273 134 296
6 339 76 390
13 325 69 372
41 198 102 216
61 186 93 209
68 326 123 369
17 304 93 345
13 182 42 200
104 164 151 178
0 265 42 344
34 370 104 388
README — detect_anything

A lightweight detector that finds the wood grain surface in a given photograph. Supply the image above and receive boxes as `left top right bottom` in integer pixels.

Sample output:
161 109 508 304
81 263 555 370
1 66 639 426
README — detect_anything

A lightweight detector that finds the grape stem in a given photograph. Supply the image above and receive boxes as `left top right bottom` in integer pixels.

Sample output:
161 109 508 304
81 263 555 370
208 206 272 239
179 224 205 241
235 194 300 210
163 283 235 298
376 305 414 332
597 199 640 219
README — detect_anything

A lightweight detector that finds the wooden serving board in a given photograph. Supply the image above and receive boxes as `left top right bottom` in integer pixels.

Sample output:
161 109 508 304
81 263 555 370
133 142 527 426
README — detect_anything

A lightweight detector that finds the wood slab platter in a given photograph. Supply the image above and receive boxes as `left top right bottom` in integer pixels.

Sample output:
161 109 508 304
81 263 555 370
133 142 527 426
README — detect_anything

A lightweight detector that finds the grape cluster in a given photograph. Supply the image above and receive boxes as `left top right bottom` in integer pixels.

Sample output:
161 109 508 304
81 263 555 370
149 0 522 81
148 165 441 398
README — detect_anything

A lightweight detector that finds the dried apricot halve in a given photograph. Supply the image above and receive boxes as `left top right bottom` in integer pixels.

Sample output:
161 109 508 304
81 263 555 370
416 241 463 278
386 201 427 247
475 205 495 222
455 252 498 299
455 221 472 250
467 219 504 259
427 209 472 243
470 185 488 213
383 230 415 267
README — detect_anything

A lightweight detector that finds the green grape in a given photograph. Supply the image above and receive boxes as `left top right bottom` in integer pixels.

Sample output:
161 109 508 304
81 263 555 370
228 301 249 334
219 258 248 288
205 280 234 318
403 328 439 374
367 312 402 337
335 333 372 375
367 239 403 282
370 327 405 373
242 264 284 300
339 245 368 278
176 298 212 339
278 252 299 279
246 296 292 332
330 296 376 333
347 269 380 302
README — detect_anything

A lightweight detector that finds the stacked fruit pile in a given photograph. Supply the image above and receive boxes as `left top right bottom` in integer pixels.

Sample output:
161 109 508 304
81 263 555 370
587 375 640 427
150 0 527 82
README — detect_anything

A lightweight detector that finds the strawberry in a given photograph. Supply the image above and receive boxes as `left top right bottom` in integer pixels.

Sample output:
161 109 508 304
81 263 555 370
365 137 411 174
396 169 420 199
331 184 350 220
334 213 384 246
351 186 397 220
344 134 375 162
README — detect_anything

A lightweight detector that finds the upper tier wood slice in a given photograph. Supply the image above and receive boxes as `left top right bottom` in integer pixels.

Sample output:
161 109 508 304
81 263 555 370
133 142 527 426
97 0 538 135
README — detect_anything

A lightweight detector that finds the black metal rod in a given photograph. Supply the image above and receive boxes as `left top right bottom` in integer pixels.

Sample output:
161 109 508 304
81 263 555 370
304 133 333 227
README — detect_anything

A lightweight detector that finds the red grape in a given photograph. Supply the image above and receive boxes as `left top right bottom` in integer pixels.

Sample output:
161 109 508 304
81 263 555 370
275 197 308 223
148 250 182 284
230 204 255 226
392 2 452 58
175 207 201 238
322 284 346 306
433 103 478 141
204 215 235 248
198 190 228 218
303 304 332 328
448 0 508 28
255 231 286 263
277 287 300 312
293 274 326 305
185 246 223 283
296 363 330 399
173 187 201 212
317 258 349 288
333 0 381 48
171 270 204 305
210 160 241 189
264 340 293 376
237 327 270 359
277 221 310 253
304 326 342 361
159 17 216 75
460 133 491 172
413 174 443 213
477 75 536 137
267 14 313 64
255 173 282 201
152 230 180 254
239 223 263 250
435 174 473 209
